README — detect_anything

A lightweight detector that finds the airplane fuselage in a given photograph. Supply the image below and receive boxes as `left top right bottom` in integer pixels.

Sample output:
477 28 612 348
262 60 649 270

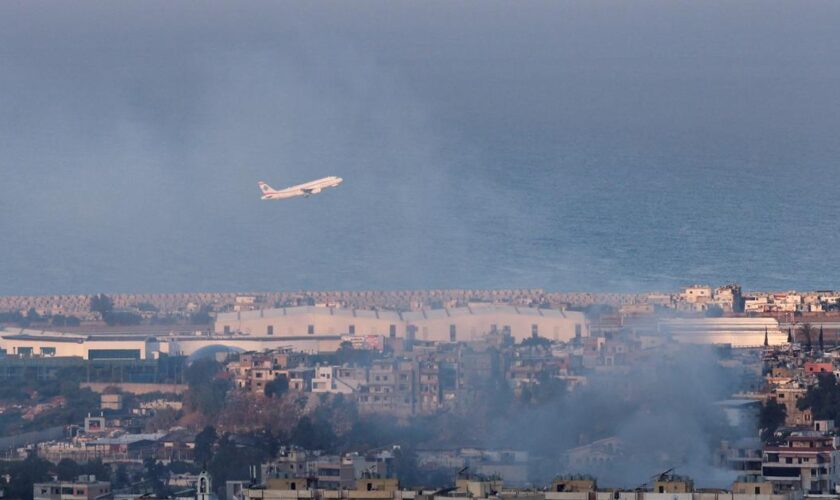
259 176 343 200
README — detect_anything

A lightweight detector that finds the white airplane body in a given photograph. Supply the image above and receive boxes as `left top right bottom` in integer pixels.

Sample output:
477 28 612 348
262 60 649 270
258 176 343 200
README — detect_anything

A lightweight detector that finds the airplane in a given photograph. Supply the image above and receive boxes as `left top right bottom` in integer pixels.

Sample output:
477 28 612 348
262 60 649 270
258 176 343 200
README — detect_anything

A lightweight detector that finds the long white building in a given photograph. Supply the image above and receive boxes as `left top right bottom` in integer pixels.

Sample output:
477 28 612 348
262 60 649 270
0 329 159 360
658 317 786 347
214 305 588 343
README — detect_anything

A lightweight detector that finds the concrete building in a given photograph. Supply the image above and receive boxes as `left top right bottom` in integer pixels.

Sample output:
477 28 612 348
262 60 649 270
680 285 713 305
34 476 112 500
762 433 840 493
0 329 160 360
357 359 416 418
215 306 587 344
312 366 368 394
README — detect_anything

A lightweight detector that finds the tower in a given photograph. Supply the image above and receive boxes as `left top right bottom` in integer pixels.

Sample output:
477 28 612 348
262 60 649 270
197 470 213 500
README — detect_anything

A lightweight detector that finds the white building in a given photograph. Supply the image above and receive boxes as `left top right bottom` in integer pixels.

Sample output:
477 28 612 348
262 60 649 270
311 366 368 394
0 329 160 360
214 305 587 344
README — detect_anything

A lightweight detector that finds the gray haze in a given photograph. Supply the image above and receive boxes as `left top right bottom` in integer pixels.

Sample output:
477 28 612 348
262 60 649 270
483 345 752 487
2 1 840 295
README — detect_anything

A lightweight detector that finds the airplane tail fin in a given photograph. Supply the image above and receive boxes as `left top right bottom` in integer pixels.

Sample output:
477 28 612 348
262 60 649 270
258 181 277 194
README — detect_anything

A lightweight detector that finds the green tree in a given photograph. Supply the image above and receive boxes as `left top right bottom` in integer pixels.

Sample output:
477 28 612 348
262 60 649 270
54 458 83 481
185 359 231 417
208 433 272 495
114 464 130 488
799 323 814 351
0 454 52 500
798 373 840 421
195 426 218 466
190 306 213 325
520 336 551 349
143 457 168 498
90 294 114 317
758 399 787 441
291 416 336 450
264 375 289 398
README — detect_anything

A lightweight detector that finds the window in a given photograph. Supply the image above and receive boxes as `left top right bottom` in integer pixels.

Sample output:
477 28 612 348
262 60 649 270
17 347 33 356
223 325 231 335
450 324 457 342
575 324 582 338
755 487 761 494
349 324 355 335
389 324 397 338
531 324 539 337
308 325 314 335
267 325 274 336
88 349 140 360
40 347 56 356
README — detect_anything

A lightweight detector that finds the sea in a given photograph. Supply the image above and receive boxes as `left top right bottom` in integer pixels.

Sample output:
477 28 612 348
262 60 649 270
2 1 840 296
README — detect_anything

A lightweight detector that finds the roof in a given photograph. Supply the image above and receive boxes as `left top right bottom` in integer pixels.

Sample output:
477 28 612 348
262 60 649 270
88 432 166 446
220 305 582 323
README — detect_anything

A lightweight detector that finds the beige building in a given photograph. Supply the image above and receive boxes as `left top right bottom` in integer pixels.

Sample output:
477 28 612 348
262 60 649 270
34 476 112 500
215 306 587 344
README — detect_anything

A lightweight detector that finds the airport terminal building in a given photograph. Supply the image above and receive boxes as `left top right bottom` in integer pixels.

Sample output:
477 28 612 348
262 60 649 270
214 305 588 343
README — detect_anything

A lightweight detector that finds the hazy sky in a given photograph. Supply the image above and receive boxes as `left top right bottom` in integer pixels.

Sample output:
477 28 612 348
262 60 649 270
2 1 840 294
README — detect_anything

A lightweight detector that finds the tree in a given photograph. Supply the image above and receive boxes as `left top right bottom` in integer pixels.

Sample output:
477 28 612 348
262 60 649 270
114 464 130 488
185 359 230 416
265 375 289 398
55 458 81 481
26 308 42 323
798 373 840 421
0 454 52 500
764 327 769 347
208 433 273 496
758 399 786 441
787 328 793 343
89 294 114 317
143 457 168 498
291 416 336 450
799 323 814 351
520 336 551 349
195 426 218 466
819 325 825 352
190 306 213 325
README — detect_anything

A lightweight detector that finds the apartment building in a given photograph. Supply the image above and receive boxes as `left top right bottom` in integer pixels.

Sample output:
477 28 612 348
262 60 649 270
34 476 112 500
311 366 368 394
357 359 416 418
762 433 840 493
